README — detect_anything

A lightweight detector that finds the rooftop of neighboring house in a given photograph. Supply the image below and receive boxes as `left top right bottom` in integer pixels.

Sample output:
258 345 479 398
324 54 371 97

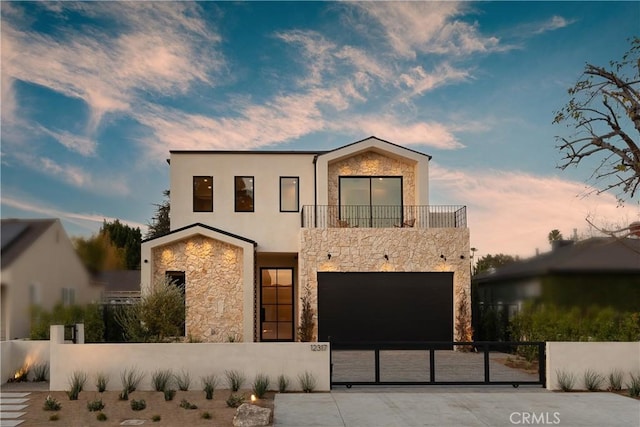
473 237 640 284
93 269 141 293
1 218 57 269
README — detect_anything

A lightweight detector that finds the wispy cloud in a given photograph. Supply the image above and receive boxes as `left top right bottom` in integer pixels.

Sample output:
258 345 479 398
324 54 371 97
533 16 575 35
397 63 471 99
1 194 147 234
10 152 130 196
431 164 637 257
351 2 506 59
2 2 223 132
39 127 97 157
335 115 464 150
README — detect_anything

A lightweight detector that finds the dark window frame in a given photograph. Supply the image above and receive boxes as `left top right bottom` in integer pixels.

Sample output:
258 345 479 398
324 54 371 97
260 267 295 342
338 176 403 227
279 176 300 213
234 176 255 212
193 176 213 212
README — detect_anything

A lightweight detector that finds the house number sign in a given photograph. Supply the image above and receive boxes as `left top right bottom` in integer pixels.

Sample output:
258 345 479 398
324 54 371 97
310 344 328 351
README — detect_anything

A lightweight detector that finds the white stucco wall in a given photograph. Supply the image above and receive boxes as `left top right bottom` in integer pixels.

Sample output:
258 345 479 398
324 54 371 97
169 152 316 252
0 340 50 383
546 342 640 390
49 326 330 392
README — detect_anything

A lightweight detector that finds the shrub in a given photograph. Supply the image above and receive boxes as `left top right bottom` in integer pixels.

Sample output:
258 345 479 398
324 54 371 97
252 373 270 399
115 278 185 342
297 288 315 342
225 370 245 392
164 389 176 401
556 370 576 392
43 395 61 411
95 372 109 393
33 363 49 382
87 398 105 412
277 374 289 393
202 374 218 400
49 414 60 421
509 304 640 357
96 412 107 422
201 411 212 419
608 369 624 391
298 371 317 393
67 371 87 400
175 369 191 391
628 372 640 398
118 389 129 401
226 393 245 408
583 369 604 391
120 367 144 393
152 369 173 392
179 398 198 409
152 415 161 422
130 399 146 411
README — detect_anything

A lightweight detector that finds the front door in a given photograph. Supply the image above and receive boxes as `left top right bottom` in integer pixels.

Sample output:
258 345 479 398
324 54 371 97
260 268 294 341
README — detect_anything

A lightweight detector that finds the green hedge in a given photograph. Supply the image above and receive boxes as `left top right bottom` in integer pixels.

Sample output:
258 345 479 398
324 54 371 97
30 303 105 342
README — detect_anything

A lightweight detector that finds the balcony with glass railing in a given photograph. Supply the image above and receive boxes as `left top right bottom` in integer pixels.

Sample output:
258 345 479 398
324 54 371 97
301 205 467 229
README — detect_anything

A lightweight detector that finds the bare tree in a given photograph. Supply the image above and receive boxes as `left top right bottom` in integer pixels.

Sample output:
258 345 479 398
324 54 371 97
553 37 640 202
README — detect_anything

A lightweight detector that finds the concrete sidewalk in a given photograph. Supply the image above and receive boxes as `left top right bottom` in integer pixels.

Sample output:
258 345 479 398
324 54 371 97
274 388 640 427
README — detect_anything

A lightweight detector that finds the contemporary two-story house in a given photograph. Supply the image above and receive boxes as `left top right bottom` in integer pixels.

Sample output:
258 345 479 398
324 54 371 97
141 136 471 343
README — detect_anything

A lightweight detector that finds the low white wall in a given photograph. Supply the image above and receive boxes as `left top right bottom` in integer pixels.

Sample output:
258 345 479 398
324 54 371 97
50 339 330 392
1 340 50 382
546 342 640 390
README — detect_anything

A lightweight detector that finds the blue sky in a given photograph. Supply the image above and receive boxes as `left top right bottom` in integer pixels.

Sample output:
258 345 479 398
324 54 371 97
1 1 639 258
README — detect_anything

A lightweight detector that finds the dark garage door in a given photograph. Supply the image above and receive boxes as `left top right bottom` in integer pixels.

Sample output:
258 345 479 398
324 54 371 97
318 272 453 342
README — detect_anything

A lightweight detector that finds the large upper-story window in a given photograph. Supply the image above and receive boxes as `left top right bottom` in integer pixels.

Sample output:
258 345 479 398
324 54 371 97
339 176 402 227
235 176 254 212
193 176 213 212
280 177 299 212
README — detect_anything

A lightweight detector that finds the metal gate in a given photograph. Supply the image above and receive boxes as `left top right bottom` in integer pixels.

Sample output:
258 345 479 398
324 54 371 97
330 341 545 388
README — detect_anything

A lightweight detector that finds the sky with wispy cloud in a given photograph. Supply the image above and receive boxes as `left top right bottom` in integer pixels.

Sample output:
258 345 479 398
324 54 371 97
1 1 638 259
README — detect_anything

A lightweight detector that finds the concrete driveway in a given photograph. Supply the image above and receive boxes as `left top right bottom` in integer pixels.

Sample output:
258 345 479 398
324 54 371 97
274 387 640 427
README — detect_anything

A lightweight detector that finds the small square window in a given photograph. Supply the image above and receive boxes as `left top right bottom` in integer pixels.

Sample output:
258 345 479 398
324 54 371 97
235 176 254 212
193 176 213 212
280 177 299 212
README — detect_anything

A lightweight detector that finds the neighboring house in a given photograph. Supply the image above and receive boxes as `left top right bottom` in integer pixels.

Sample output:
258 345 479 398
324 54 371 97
1 218 102 340
141 136 471 343
472 237 640 339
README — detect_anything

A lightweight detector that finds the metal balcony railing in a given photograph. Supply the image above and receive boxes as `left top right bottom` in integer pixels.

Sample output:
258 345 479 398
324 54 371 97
301 205 466 228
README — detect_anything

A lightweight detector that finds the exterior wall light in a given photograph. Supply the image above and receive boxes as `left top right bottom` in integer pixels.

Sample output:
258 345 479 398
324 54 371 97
327 253 332 260
383 254 389 261
440 254 447 261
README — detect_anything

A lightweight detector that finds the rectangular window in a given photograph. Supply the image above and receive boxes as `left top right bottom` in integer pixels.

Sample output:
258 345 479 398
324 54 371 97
235 176 254 212
280 177 299 212
193 176 213 212
61 288 75 306
339 176 402 227
260 268 294 341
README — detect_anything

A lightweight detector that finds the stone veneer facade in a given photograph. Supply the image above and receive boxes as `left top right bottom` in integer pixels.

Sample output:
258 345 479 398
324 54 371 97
327 151 416 206
152 235 244 342
299 227 471 341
